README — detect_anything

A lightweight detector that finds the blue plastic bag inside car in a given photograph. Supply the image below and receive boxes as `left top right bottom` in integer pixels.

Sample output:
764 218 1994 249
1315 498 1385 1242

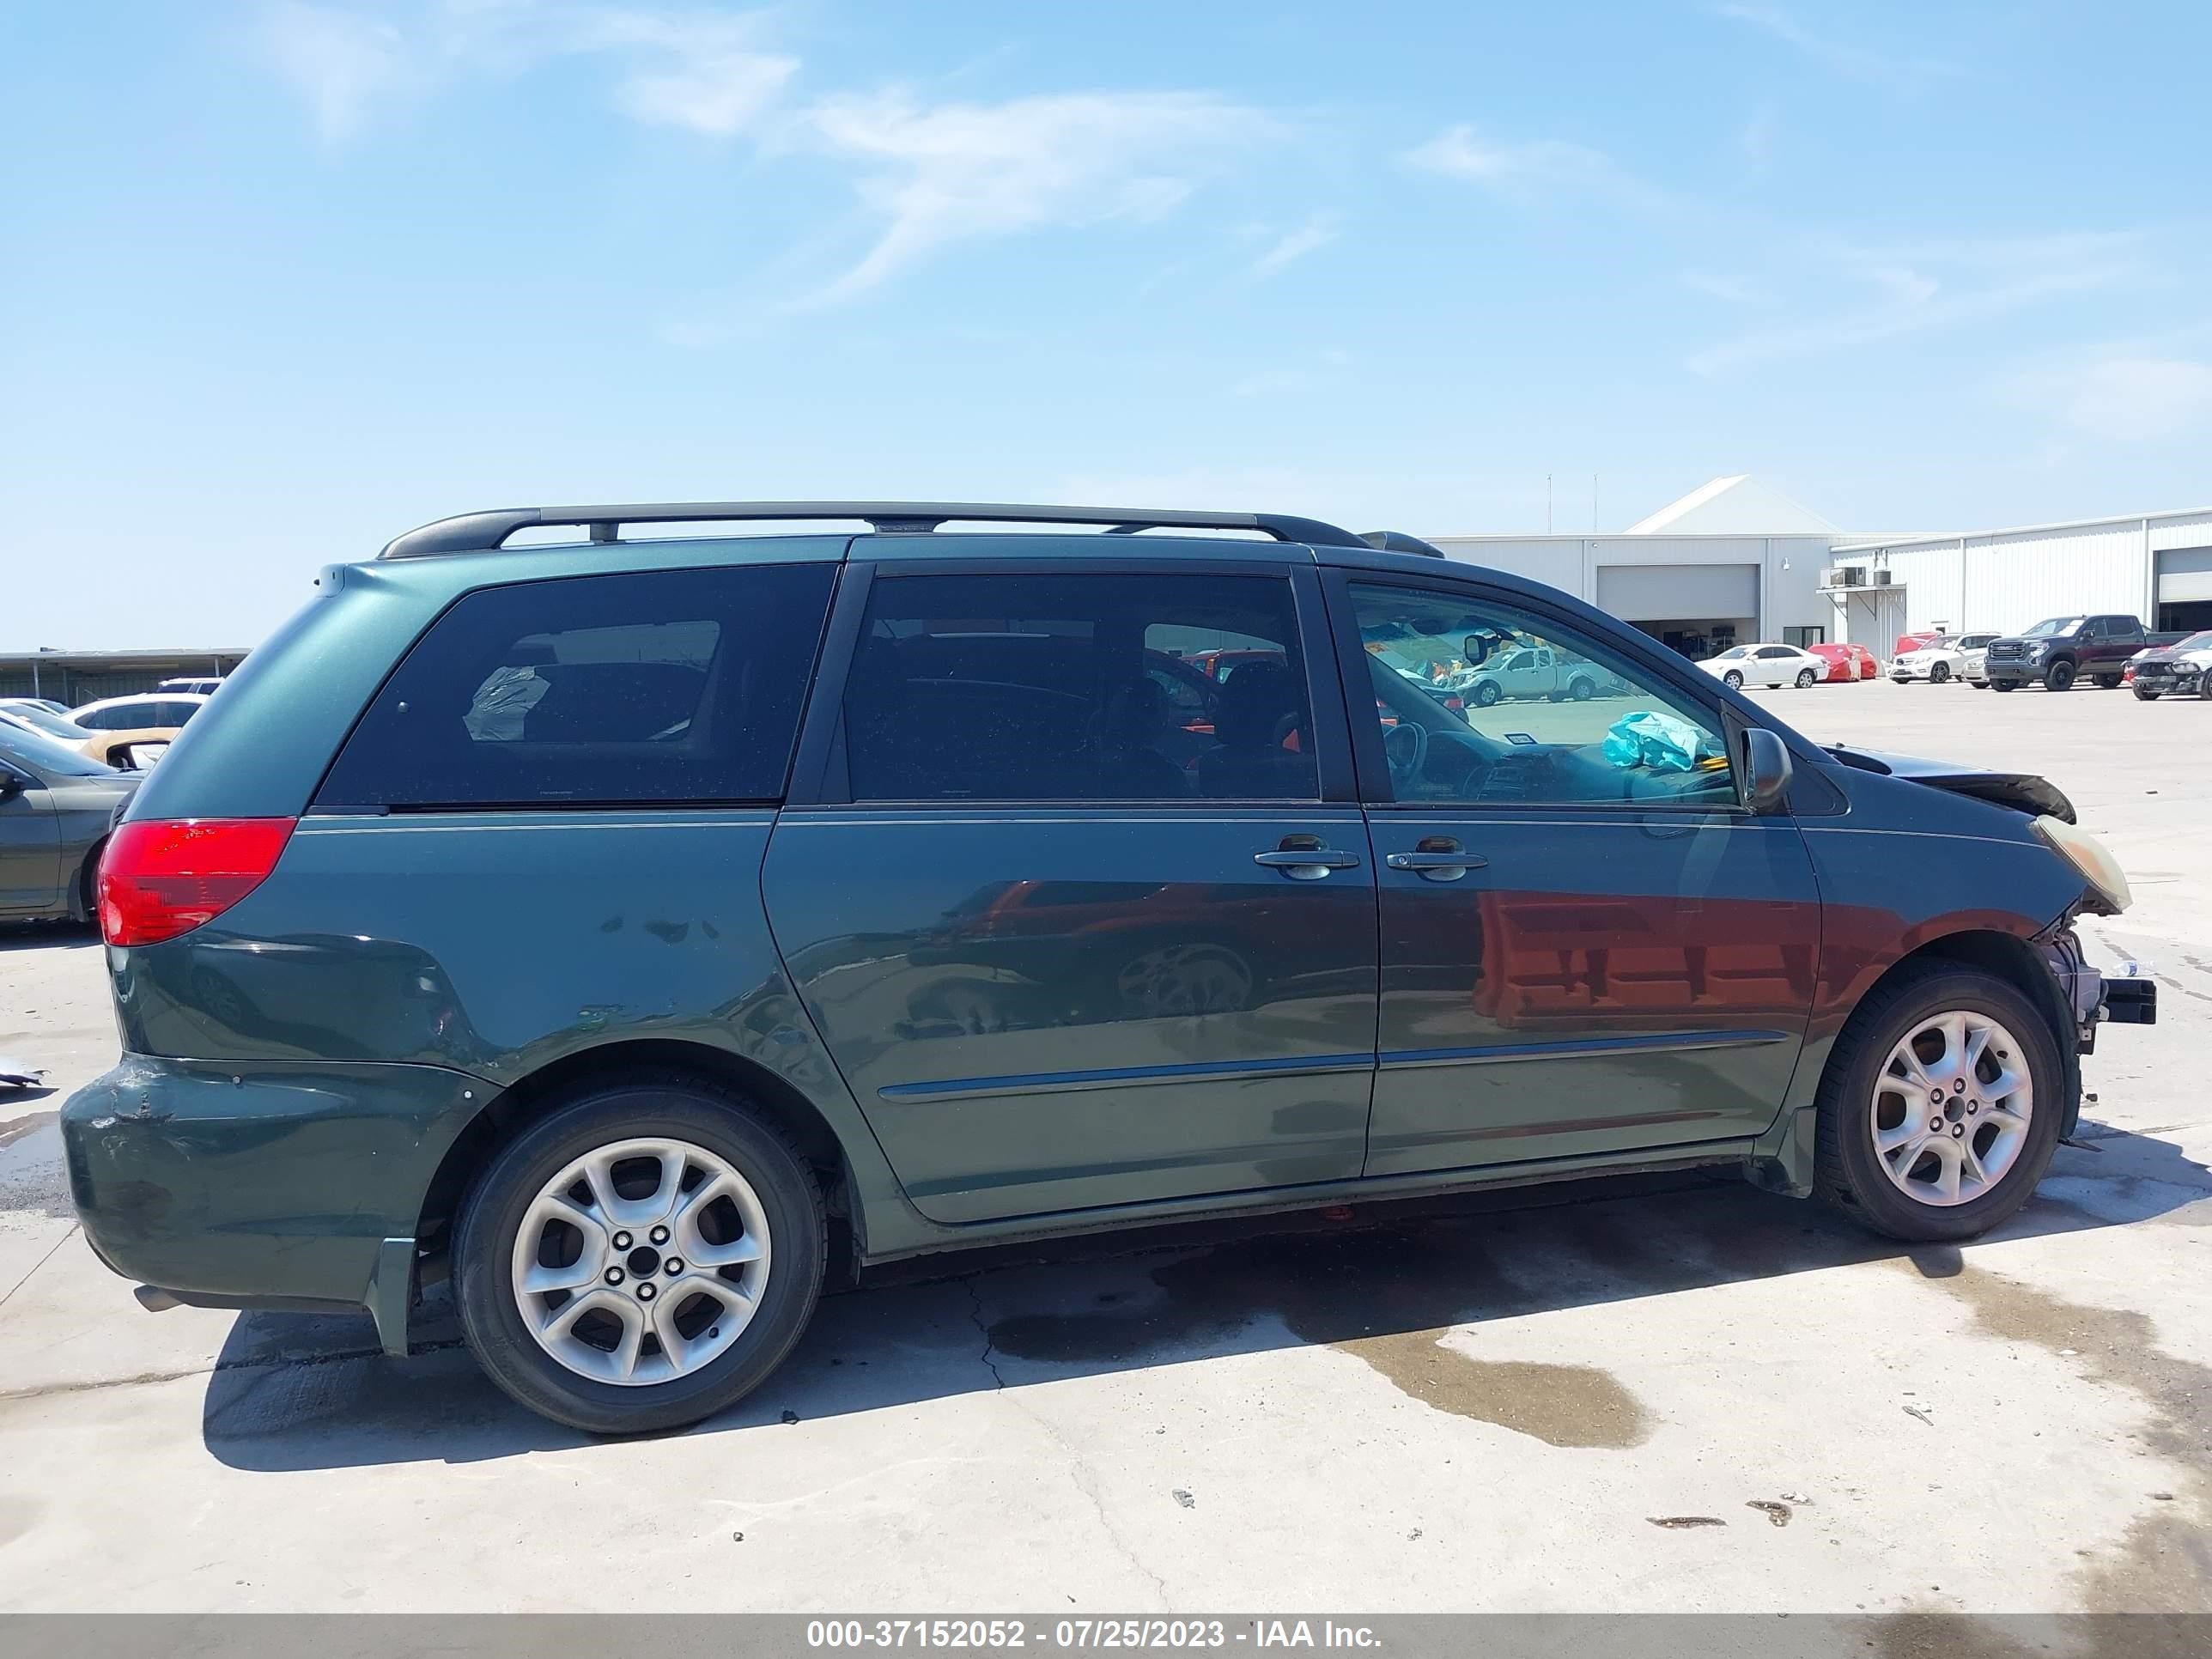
1601 710 1721 774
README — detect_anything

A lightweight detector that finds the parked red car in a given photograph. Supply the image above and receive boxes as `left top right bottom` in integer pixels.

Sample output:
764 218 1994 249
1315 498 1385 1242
1808 642 1880 682
1894 630 1941 659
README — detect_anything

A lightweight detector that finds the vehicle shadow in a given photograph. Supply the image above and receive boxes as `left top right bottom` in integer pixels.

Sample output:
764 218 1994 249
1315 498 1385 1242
0 919 100 953
199 1123 2210 1473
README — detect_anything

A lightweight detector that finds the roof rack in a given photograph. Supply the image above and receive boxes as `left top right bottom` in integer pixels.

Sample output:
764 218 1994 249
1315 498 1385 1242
377 501 1369 561
1360 530 1448 559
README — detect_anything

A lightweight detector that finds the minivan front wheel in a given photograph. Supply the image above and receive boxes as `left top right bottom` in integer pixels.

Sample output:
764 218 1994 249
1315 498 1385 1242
1815 968 2062 1243
455 1081 825 1434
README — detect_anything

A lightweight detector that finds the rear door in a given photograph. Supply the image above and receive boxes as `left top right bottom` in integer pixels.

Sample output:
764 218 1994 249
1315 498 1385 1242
1326 569 1821 1176
761 558 1380 1224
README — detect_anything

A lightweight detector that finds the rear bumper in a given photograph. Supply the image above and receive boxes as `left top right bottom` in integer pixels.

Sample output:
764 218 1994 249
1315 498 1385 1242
60 1054 489 1353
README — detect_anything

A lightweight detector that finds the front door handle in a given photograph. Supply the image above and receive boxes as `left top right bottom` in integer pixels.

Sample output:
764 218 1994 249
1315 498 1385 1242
1384 837 1486 881
1254 836 1361 879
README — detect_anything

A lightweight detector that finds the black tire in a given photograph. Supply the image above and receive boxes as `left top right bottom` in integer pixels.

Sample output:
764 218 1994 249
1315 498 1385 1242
1814 966 2064 1243
1929 662 1949 684
2200 675 2212 702
1795 668 1817 689
2134 689 2160 702
1568 676 1595 702
2094 674 2124 690
2045 659 2075 692
1723 670 1744 690
1992 681 2016 692
454 1078 826 1434
1970 681 1989 690
1474 680 1502 708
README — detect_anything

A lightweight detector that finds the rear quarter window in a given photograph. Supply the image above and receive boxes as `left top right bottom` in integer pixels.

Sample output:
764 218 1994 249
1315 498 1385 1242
316 563 837 809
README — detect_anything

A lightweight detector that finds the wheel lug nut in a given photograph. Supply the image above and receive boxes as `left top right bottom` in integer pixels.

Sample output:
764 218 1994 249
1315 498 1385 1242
649 1225 670 1246
1929 1117 1943 1132
612 1231 633 1251
665 1258 684 1275
605 1267 624 1285
637 1282 656 1301
1951 1125 1965 1138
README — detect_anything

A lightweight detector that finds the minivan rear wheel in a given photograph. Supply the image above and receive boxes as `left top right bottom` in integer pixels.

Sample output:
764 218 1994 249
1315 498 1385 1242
1814 967 2063 1243
454 1079 825 1434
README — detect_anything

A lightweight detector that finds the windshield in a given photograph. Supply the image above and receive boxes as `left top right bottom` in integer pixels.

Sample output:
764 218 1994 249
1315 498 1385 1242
0 715 117 779
2021 617 2082 638
0 702 87 739
1711 646 1748 660
2178 631 2212 652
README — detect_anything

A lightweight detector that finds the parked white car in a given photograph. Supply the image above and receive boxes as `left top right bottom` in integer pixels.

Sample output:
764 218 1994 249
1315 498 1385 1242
1892 632 2001 684
1697 643 1831 689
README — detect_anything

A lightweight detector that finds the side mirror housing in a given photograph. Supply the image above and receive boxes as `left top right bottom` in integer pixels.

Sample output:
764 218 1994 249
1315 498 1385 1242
1741 728 1793 815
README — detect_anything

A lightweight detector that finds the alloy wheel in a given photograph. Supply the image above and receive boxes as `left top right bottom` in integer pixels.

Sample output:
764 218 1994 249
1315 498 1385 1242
509 1136 772 1384
1869 1012 2033 1206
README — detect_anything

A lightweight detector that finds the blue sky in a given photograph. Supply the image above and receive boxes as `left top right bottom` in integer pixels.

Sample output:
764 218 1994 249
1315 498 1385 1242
6 1 2210 648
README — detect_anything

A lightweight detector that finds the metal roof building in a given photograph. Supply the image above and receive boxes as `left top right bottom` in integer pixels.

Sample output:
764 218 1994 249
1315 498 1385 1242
1822 507 2212 647
0 647 249 706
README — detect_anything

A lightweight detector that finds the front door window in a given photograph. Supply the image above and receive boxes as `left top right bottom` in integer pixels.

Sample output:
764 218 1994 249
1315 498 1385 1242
1349 584 1736 808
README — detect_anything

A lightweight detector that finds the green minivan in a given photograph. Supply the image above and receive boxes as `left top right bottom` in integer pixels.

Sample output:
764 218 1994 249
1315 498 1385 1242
63 502 2154 1432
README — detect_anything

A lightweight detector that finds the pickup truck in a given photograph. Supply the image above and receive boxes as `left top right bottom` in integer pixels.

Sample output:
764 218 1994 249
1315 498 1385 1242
1982 614 2186 691
1446 643 1618 707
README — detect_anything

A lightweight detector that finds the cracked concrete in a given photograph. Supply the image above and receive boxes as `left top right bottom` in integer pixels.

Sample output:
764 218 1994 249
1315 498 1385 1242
0 680 2208 1613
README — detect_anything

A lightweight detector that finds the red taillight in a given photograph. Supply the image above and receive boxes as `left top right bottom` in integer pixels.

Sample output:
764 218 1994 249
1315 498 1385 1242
1445 696 1465 711
98 818 296 946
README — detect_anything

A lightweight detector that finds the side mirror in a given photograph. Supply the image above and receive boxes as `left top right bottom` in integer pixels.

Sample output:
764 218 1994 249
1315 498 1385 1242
0 768 27 804
1741 728 1793 815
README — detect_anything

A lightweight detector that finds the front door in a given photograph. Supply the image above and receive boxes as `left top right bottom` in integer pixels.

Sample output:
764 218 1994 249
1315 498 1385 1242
0 762 60 916
1330 574 1821 1177
763 562 1380 1224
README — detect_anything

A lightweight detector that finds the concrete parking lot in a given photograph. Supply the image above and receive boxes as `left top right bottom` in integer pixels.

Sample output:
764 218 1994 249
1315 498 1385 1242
1 679 2206 1615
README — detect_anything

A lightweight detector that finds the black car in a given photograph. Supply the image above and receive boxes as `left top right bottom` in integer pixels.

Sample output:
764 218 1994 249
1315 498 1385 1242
2128 630 2212 701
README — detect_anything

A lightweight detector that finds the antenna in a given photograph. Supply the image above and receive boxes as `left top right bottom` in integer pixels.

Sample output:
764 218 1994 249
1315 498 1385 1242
1546 473 1553 534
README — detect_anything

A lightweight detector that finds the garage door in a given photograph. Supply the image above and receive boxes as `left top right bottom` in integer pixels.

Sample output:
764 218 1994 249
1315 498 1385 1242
1595 562 1759 624
2156 547 2212 605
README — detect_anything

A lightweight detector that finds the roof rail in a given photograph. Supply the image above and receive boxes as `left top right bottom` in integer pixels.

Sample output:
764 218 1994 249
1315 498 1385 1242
377 501 1364 560
1361 530 1449 559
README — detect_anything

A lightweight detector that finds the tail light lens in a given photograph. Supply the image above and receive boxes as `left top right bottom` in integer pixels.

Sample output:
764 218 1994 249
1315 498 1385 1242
1444 696 1465 711
98 818 297 946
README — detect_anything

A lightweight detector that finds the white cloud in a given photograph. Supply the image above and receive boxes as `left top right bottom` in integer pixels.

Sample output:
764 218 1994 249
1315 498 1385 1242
578 11 795 136
1687 233 2145 375
258 3 410 139
1713 5 1958 94
1682 272 1777 307
1403 125 1665 211
793 89 1280 302
256 3 796 140
1249 214 1338 279
2013 356 2212 442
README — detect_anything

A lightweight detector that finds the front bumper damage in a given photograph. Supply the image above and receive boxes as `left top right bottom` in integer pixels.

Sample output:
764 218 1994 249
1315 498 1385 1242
2043 925 2158 1057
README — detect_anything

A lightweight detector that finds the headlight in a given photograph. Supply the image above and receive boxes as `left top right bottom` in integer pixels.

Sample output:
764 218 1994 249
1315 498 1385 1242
2030 815 2132 915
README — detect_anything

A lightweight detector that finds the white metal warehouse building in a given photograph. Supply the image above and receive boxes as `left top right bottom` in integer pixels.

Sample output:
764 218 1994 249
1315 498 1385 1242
1823 507 2212 647
1426 477 2212 659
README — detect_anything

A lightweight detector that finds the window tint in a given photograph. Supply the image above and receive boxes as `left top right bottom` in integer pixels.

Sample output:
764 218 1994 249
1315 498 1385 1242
1754 646 1795 659
319 563 837 808
845 572 1315 801
1349 582 1735 808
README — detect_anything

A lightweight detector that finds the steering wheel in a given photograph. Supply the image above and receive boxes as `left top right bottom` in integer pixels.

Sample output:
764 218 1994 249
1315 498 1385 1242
1382 720 1428 790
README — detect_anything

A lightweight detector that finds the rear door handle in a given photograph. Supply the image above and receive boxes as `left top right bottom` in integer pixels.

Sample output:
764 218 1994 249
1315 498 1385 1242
1254 840 1362 879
